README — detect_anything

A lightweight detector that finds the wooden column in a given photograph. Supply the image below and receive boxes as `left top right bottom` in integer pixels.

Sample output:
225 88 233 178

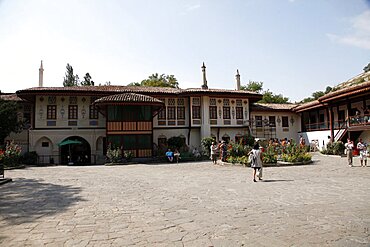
329 106 334 142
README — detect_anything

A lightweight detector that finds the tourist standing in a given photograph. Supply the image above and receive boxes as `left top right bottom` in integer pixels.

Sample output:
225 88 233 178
210 142 218 164
249 143 263 182
357 139 367 167
345 138 354 167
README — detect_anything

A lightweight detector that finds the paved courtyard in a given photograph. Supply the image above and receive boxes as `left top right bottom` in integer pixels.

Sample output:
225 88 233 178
0 154 369 247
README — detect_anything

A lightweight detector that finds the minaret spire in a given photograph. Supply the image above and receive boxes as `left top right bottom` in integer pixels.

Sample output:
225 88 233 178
201 62 208 89
39 60 44 87
236 69 240 90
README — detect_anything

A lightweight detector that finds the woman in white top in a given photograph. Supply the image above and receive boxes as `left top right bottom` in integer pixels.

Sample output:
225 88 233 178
249 143 263 182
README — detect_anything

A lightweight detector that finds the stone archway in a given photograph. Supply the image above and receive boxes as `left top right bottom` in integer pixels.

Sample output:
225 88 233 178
60 136 91 165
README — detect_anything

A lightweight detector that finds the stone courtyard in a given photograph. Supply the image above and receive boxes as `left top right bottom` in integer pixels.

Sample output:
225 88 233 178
0 153 369 247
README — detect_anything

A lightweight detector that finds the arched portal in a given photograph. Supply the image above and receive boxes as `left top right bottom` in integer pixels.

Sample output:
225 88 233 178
60 136 91 165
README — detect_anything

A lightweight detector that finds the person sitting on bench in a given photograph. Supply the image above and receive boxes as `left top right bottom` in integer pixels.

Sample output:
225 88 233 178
166 149 174 162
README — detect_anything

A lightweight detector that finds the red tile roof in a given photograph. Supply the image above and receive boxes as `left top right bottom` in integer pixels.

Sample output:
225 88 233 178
0 93 23 101
252 103 297 111
94 93 164 105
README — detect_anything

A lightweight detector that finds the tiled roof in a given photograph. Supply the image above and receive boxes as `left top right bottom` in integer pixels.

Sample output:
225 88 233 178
0 93 23 101
94 93 164 104
16 86 263 102
292 100 321 112
17 85 182 94
252 103 297 111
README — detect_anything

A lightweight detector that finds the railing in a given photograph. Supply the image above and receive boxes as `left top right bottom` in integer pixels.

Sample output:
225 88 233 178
348 114 370 127
37 154 103 165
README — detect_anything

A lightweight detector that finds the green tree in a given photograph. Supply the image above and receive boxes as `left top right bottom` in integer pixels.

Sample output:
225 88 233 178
140 73 179 88
312 91 325 100
81 73 94 86
260 90 289 103
240 81 263 93
127 82 141 86
364 62 370 72
63 63 79 87
0 100 23 145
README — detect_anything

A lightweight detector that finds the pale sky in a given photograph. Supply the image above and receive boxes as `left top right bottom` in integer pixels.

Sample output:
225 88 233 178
0 0 369 102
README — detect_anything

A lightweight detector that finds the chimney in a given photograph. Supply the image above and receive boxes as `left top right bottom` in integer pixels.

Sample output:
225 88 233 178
236 69 240 90
39 60 44 87
201 62 208 89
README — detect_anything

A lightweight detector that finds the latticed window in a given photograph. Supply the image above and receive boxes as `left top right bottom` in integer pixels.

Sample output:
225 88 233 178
168 98 176 106
236 107 243 119
192 106 201 119
158 108 166 120
48 96 56 104
89 105 99 119
269 116 276 127
177 106 185 119
236 99 242 107
223 99 230 106
177 98 184 106
167 106 176 120
282 116 289 127
255 116 263 127
223 106 230 119
192 97 200 106
68 105 78 119
209 106 217 119
69 96 77 104
47 105 57 119
210 98 216 106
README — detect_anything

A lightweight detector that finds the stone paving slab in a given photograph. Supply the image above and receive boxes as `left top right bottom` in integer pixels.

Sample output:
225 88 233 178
0 153 369 246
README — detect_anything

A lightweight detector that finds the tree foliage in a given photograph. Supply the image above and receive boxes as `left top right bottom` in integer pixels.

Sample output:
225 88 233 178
300 86 333 103
259 90 289 103
240 81 263 93
129 73 179 88
240 81 289 103
81 73 94 86
63 63 79 87
364 62 370 72
0 100 23 145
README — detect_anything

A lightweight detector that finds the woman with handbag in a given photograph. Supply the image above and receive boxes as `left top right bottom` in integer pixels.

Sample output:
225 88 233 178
249 143 263 182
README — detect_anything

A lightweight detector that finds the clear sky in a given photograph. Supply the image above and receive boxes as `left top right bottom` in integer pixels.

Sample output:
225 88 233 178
0 0 369 102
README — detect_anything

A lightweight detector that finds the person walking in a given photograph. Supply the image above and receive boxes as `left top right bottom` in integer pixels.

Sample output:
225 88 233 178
357 139 367 167
345 138 354 167
210 142 218 164
249 143 263 182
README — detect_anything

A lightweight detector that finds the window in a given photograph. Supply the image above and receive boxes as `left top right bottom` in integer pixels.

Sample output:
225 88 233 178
236 107 243 119
255 116 262 127
47 105 57 119
223 106 230 119
209 106 217 119
158 108 166 120
89 105 99 119
69 96 77 104
210 98 216 106
48 96 56 104
269 116 276 127
177 106 185 120
282 116 289 127
192 106 201 119
68 105 78 119
41 142 49 147
167 106 176 120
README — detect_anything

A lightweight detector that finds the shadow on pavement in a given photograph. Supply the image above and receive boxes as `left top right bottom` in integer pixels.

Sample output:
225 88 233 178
261 179 294 182
0 178 84 225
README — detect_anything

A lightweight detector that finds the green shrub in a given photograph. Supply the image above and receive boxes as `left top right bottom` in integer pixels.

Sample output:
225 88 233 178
321 141 345 155
262 145 277 163
168 136 186 150
0 141 22 168
201 137 215 157
106 145 122 163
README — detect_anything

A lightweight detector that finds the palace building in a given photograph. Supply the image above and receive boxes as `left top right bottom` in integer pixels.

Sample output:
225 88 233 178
2 62 369 164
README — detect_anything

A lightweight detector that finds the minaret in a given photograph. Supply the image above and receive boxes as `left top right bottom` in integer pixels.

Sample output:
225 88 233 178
236 69 240 90
39 60 44 87
201 62 208 89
